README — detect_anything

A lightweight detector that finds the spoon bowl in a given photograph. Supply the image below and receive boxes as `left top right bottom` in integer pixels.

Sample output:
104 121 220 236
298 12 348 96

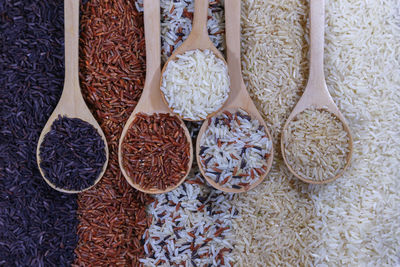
160 0 229 122
36 0 109 194
281 0 353 184
196 0 274 193
118 0 193 194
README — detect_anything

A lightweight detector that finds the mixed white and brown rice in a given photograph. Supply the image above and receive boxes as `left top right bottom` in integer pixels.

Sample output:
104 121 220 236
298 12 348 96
199 109 272 190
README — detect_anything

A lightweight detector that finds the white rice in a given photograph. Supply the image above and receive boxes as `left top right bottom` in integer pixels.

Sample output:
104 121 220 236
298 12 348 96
161 49 230 121
283 108 350 182
233 0 400 266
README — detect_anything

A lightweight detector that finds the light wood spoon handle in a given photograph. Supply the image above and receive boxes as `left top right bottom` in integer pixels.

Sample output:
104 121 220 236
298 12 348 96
64 0 80 91
139 0 163 108
224 0 251 111
118 0 193 194
191 0 209 38
309 0 325 83
287 0 337 122
36 0 109 193
225 0 243 86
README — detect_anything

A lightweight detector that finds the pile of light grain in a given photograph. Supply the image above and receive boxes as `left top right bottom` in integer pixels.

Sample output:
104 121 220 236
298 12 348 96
161 49 230 120
308 0 400 264
232 0 400 266
283 108 350 182
232 1 319 265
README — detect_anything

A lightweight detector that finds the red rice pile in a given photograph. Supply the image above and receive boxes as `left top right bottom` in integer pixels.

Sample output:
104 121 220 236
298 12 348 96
73 1 153 266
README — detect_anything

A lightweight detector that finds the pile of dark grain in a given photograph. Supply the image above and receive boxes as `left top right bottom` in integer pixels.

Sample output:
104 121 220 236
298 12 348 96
39 115 107 191
0 0 78 265
73 0 153 266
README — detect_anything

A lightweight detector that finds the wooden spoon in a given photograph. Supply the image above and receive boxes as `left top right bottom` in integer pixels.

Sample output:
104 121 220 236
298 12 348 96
196 0 274 193
160 0 229 122
36 0 109 194
281 0 353 184
118 0 193 194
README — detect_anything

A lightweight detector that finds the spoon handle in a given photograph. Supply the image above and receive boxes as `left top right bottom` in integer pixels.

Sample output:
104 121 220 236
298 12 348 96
225 0 241 71
224 0 250 104
309 0 326 83
141 0 164 108
144 0 161 82
64 0 80 87
192 0 209 38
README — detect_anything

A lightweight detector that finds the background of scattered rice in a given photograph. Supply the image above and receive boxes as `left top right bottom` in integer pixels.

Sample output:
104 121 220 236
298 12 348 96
234 0 400 266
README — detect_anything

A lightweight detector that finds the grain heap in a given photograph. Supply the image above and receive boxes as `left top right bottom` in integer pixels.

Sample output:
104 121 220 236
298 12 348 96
199 110 272 190
39 116 106 191
231 1 319 265
74 1 153 266
308 0 400 264
161 49 230 121
0 1 78 265
121 113 191 190
140 175 237 266
233 0 400 266
283 108 350 182
138 0 237 265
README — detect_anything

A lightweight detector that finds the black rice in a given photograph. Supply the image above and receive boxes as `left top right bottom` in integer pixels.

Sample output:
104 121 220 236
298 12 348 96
39 115 106 191
0 0 78 266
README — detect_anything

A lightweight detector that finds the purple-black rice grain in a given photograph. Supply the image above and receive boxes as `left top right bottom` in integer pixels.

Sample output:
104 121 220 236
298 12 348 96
0 0 78 265
39 115 106 191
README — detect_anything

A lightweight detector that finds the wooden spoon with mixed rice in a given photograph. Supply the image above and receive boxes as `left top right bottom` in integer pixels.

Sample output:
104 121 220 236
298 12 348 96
196 0 274 193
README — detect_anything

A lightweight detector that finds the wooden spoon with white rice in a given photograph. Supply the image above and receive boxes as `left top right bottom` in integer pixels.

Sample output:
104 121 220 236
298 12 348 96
281 0 353 184
160 0 230 121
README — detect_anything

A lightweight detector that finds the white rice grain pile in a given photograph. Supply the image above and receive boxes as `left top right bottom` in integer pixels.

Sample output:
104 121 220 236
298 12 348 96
231 1 320 266
161 49 230 121
308 0 400 265
233 0 400 266
283 108 350 182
